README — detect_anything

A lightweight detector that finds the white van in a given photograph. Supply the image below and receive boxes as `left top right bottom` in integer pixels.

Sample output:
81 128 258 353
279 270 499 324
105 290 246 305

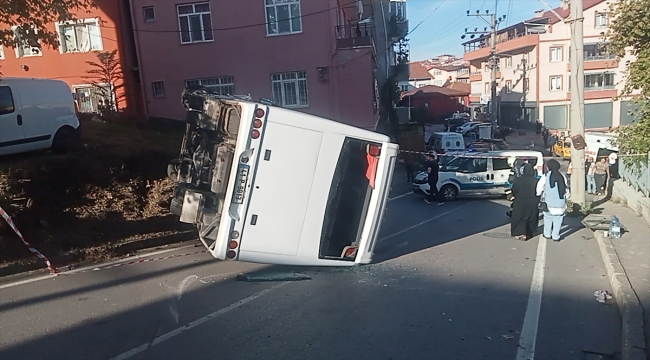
426 132 465 153
413 150 544 200
585 132 618 159
0 77 80 156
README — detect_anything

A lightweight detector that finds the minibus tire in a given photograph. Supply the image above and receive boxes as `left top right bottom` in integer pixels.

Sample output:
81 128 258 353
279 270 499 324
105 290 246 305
167 159 180 181
170 197 183 216
440 184 458 201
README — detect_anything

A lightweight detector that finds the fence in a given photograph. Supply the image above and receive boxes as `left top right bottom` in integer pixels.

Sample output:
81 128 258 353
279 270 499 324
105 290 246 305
618 153 650 197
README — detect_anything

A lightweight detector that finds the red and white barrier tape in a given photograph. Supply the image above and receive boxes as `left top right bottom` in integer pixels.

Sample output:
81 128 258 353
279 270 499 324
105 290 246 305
398 149 537 159
0 206 57 274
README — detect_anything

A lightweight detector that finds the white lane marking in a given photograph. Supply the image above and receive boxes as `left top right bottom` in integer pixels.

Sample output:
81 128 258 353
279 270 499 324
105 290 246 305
388 192 413 201
0 244 199 290
379 201 475 242
516 235 548 360
110 282 289 360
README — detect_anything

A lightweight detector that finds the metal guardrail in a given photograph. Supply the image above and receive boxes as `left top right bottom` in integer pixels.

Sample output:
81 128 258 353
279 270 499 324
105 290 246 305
619 153 650 197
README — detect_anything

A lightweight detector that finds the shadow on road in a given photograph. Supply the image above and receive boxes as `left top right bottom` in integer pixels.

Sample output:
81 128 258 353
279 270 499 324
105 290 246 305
0 254 621 360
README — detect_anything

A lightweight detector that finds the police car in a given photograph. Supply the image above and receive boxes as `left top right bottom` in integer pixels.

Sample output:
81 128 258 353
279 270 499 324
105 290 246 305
413 150 544 201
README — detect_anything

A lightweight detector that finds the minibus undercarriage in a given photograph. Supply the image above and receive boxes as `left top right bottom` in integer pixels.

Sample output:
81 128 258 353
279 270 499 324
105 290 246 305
168 87 242 249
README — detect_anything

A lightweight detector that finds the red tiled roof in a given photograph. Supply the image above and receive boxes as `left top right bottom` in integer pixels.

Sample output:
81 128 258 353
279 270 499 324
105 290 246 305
531 0 605 24
402 85 470 99
430 65 464 72
409 62 433 80
445 82 471 94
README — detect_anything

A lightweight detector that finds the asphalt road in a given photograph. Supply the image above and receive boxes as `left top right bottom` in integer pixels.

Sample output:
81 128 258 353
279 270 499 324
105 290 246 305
0 185 621 360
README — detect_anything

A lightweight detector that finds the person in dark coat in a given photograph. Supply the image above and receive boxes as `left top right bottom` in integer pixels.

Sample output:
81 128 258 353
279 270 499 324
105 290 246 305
404 153 415 183
510 163 540 240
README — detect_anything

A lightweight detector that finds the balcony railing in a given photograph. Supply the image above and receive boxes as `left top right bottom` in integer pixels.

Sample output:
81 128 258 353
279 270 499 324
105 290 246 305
335 23 374 50
464 31 539 53
585 53 617 61
470 71 481 76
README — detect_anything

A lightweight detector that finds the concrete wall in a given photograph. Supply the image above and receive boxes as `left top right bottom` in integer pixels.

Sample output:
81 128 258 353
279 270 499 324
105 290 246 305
611 180 650 226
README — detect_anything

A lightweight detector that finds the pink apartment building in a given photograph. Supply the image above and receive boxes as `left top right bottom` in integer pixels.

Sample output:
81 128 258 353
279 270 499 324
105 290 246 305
128 0 387 130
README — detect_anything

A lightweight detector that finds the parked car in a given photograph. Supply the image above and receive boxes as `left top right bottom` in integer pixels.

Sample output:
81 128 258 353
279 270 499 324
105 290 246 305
0 77 81 156
443 117 469 132
467 138 510 151
456 122 482 136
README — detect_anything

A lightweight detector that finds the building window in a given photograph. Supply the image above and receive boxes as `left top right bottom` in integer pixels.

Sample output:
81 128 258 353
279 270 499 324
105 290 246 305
585 72 615 90
550 46 563 62
177 2 213 44
143 6 155 22
185 76 235 95
595 13 608 28
471 82 481 95
550 76 562 91
271 71 308 107
389 1 406 18
485 82 490 93
12 26 42 58
57 18 103 53
484 63 489 72
583 43 615 61
73 85 114 113
152 81 165 98
265 0 302 36
504 57 512 68
505 80 512 93
0 45 4 60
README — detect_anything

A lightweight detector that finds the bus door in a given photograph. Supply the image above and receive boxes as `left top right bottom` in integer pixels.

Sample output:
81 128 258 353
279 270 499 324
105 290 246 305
237 122 323 258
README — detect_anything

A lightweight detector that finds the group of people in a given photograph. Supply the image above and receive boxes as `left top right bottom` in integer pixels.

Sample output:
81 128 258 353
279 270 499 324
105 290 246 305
509 159 570 242
567 153 616 195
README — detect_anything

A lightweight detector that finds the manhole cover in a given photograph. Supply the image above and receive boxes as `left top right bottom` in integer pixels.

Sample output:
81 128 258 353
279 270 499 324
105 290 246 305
482 232 512 239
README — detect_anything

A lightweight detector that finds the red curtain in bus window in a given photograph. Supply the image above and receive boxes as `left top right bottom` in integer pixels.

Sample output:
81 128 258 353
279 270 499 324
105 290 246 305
366 154 379 189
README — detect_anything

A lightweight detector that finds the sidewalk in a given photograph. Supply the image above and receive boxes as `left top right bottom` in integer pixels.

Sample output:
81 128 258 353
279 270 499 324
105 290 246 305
591 201 650 360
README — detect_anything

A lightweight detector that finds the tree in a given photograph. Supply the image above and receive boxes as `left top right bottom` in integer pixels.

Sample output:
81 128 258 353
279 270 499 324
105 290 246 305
84 49 124 112
605 0 650 163
0 0 96 50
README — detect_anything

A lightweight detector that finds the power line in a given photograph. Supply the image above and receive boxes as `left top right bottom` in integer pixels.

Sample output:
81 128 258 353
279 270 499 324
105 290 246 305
407 0 447 36
100 0 359 34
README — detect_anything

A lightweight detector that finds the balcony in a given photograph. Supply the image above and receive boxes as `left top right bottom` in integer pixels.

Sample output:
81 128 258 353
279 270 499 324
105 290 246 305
464 33 539 62
388 15 408 42
339 0 374 23
335 23 375 50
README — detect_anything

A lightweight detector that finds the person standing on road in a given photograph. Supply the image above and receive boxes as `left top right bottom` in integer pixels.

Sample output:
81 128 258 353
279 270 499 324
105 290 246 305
510 163 541 241
586 156 597 194
594 156 610 195
404 153 415 183
536 159 570 242
424 152 444 206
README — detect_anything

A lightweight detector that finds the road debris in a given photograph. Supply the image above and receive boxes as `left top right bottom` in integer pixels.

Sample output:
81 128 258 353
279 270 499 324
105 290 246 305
594 289 613 303
501 334 515 340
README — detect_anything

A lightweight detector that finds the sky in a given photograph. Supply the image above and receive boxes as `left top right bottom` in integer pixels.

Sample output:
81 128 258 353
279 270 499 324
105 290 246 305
406 0 564 61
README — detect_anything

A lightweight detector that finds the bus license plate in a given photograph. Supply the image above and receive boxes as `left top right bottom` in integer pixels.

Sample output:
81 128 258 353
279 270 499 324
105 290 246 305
232 164 250 204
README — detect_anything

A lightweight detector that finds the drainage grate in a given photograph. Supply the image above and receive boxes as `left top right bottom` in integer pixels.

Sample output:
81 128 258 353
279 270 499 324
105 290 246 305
482 232 513 239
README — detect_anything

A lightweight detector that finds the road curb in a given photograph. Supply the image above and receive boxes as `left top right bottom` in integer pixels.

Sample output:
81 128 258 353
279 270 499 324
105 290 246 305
594 230 648 360
0 231 197 278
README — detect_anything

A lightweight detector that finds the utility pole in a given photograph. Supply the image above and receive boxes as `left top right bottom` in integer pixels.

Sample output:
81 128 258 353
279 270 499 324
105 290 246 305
569 0 586 206
462 10 506 137
521 58 527 124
